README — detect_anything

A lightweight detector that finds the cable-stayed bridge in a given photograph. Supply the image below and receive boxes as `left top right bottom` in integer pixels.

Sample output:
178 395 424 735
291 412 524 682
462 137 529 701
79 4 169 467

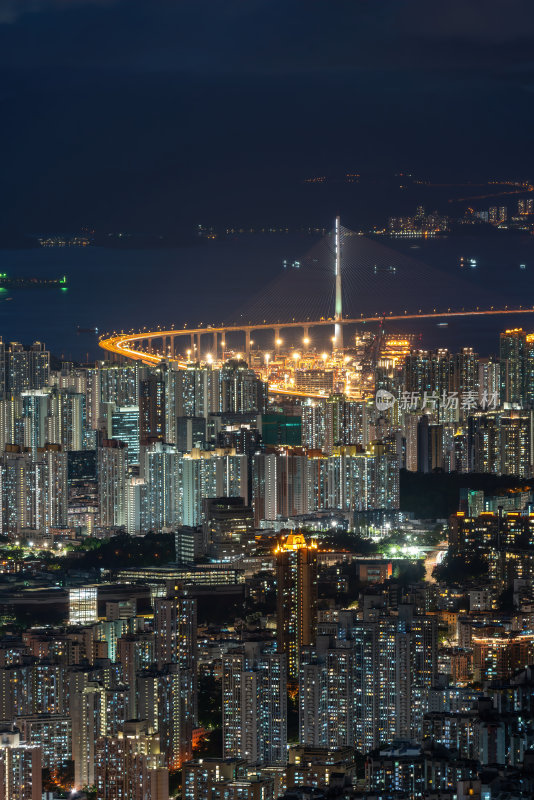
99 218 534 365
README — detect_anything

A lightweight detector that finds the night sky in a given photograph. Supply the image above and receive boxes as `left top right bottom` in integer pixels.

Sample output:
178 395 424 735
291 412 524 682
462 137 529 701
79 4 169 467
2 0 534 233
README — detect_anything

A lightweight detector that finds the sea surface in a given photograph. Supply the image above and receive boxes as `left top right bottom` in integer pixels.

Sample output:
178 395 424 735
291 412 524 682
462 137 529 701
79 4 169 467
0 231 533 361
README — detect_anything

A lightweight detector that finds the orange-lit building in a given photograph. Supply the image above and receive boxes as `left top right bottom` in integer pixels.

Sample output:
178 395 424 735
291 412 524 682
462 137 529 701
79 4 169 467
275 532 318 680
472 631 534 681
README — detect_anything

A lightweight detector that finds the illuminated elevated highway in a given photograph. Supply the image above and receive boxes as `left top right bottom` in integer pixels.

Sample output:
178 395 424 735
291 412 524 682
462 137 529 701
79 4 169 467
99 218 534 385
99 305 534 367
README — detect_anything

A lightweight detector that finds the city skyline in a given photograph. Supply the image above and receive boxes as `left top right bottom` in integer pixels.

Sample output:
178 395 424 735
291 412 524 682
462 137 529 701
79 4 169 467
3 3 534 800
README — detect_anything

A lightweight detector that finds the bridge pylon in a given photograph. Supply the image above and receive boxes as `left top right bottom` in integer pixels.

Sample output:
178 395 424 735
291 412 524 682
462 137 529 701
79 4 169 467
334 215 343 350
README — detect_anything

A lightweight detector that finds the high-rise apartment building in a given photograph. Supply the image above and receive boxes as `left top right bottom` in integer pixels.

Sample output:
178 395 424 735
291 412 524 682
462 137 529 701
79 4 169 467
98 439 127 527
140 369 166 445
100 363 140 407
143 441 179 531
153 586 197 673
0 728 41 800
500 328 526 406
202 496 254 559
219 360 267 414
21 390 49 456
111 405 140 465
275 532 318 679
300 634 356 749
17 715 71 770
47 387 87 451
33 443 68 530
325 394 367 454
176 416 206 452
222 642 287 766
70 676 105 787
178 449 248 527
518 198 534 215
468 411 532 477
0 443 67 534
301 401 325 450
6 342 49 395
95 721 169 800
182 758 248 800
300 607 437 752
137 665 194 770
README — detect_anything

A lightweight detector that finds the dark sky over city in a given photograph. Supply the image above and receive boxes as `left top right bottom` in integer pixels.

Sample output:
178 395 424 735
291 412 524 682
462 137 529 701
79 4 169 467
2 0 534 233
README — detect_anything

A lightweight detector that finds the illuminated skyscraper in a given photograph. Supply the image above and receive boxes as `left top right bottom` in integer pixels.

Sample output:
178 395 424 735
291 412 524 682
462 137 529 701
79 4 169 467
468 410 532 477
111 405 140 465
143 441 179 531
328 443 400 512
126 475 146 535
301 401 325 450
252 448 313 525
0 444 67 534
452 347 479 396
0 339 5 398
300 607 438 752
500 328 526 406
405 347 479 416
117 633 155 719
275 532 318 679
176 416 206 452
499 411 532 477
0 448 33 534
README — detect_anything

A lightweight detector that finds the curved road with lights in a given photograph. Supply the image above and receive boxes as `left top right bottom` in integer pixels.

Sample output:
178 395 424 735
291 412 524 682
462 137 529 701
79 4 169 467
100 306 534 365
99 307 534 400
